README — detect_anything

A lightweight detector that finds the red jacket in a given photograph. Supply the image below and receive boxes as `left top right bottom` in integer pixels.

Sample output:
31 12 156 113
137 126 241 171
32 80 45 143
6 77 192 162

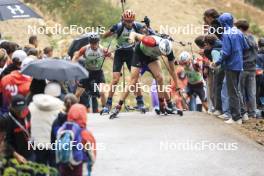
1 71 32 112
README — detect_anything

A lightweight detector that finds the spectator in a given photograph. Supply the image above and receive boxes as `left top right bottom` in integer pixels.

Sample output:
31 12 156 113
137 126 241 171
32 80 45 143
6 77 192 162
24 35 38 54
203 8 223 39
58 104 96 176
29 82 63 165
29 94 63 165
0 41 19 61
1 57 32 114
26 48 39 60
1 95 34 162
1 50 27 78
213 13 249 124
256 38 264 107
0 48 8 74
235 19 258 119
204 34 225 117
43 47 53 59
51 94 78 144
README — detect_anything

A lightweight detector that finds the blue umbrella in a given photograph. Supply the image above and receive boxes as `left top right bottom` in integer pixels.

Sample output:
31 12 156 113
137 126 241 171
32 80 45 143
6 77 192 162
0 0 42 21
21 59 89 81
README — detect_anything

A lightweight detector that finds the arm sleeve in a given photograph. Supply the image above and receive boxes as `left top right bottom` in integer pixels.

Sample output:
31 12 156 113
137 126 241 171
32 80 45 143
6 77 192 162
215 34 231 65
109 24 119 33
211 50 221 63
167 51 175 61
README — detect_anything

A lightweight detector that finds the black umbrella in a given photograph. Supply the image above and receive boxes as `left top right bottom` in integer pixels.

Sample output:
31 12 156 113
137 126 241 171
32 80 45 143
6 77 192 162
21 59 89 81
0 0 41 21
67 33 91 59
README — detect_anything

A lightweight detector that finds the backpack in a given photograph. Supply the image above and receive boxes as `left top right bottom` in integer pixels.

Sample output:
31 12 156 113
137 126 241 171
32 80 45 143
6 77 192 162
116 21 142 38
56 122 84 166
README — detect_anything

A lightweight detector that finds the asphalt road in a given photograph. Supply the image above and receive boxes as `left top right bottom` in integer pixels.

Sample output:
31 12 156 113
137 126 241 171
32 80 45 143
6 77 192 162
88 111 264 176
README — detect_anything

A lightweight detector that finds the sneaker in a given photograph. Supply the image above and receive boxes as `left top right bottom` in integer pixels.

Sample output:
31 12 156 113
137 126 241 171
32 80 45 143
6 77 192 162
207 110 214 115
242 113 249 121
218 114 230 119
213 110 221 116
225 118 242 125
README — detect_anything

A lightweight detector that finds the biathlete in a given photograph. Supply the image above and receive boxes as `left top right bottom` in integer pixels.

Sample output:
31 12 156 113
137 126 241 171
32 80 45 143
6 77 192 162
73 33 111 111
101 9 146 114
109 32 183 119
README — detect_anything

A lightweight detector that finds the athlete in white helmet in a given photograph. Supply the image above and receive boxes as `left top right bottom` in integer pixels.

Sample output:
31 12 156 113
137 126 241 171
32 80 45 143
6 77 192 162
109 32 181 119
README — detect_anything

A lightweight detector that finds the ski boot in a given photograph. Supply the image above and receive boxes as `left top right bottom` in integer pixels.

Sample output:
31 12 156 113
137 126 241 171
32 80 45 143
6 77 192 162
100 106 110 115
135 103 148 114
166 101 183 116
166 101 176 115
109 105 121 119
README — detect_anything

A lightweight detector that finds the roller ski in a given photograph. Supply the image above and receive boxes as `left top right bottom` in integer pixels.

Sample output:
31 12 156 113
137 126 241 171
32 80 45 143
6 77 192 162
100 106 110 115
167 101 184 116
125 105 149 113
109 105 121 119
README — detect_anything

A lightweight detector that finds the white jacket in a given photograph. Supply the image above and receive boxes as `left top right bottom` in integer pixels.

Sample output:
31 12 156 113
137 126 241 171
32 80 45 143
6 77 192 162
29 94 64 148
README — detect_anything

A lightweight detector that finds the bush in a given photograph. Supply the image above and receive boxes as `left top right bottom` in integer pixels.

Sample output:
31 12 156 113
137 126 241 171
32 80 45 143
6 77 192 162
246 0 264 9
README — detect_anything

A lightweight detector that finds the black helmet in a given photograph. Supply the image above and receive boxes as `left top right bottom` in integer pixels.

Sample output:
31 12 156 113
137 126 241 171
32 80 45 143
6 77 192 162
89 32 100 43
258 38 264 48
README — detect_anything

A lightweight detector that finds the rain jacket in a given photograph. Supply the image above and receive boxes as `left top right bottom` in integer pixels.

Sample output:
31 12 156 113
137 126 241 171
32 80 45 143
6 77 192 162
215 13 249 71
67 104 96 159
59 104 96 176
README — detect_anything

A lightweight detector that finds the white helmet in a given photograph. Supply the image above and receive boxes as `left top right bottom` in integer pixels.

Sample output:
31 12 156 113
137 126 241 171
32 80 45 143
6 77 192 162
159 39 172 55
179 51 190 63
89 32 100 43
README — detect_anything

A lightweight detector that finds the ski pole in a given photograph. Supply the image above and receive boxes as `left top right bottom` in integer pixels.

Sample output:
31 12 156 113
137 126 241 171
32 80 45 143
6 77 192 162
99 38 114 70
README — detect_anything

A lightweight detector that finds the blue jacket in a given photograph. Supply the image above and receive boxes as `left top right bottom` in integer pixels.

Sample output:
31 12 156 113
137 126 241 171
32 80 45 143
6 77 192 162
216 13 249 71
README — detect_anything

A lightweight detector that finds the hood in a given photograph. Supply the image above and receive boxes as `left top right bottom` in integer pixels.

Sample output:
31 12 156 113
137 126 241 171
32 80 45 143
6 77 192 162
32 94 63 111
218 13 233 28
67 104 87 128
10 71 32 85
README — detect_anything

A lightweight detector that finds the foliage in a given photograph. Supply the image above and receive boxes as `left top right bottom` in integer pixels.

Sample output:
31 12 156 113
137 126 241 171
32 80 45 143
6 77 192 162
246 0 264 9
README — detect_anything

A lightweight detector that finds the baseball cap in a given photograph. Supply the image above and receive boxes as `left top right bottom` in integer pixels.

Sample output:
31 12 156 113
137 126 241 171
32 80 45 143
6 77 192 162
12 50 27 62
11 94 27 111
